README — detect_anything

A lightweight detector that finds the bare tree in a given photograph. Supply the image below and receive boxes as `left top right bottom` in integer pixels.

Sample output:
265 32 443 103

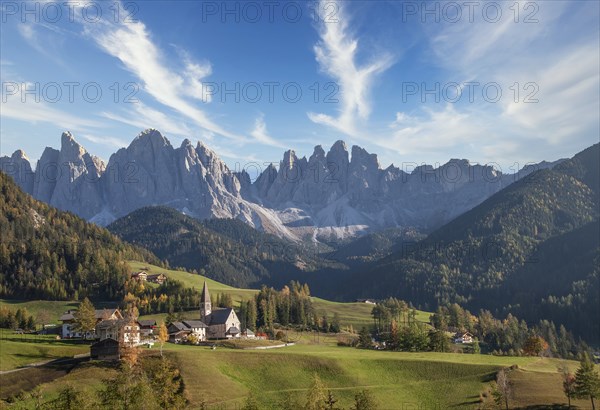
492 368 512 410
559 364 576 408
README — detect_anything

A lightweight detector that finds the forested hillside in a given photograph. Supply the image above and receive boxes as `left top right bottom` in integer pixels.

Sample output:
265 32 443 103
339 144 599 343
108 206 343 288
0 172 158 300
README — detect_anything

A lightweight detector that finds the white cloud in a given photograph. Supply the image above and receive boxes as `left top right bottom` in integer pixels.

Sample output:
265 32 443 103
250 114 287 148
80 133 128 149
82 3 246 143
1 92 103 132
101 102 194 137
308 0 393 136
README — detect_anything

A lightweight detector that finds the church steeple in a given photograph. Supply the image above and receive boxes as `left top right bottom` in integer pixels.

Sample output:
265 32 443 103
200 281 212 322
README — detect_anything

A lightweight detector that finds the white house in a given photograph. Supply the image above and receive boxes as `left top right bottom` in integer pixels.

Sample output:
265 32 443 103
96 318 141 346
60 308 122 339
167 320 208 343
454 332 474 344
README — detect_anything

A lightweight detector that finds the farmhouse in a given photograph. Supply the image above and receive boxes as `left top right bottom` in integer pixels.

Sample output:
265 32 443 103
147 273 167 284
59 308 123 338
454 332 474 344
200 282 242 339
90 338 121 361
167 320 207 343
96 318 140 345
137 319 157 338
131 271 148 281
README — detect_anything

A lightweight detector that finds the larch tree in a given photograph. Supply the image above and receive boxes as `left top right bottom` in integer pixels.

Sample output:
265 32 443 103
158 321 169 357
74 298 96 339
305 374 328 410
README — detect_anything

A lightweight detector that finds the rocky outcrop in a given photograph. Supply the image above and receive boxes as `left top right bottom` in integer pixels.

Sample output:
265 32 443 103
1 129 567 242
0 149 34 195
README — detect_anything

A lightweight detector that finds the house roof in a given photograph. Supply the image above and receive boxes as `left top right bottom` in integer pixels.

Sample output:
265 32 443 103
132 271 147 276
226 326 240 335
207 308 234 325
96 318 138 330
59 313 75 321
95 309 120 319
137 319 157 327
169 322 191 332
182 320 207 329
59 308 120 322
244 329 255 335
91 338 120 348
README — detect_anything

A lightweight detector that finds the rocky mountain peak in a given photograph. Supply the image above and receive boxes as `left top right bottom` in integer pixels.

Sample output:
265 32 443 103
11 149 29 160
2 129 578 242
310 145 326 160
60 131 87 160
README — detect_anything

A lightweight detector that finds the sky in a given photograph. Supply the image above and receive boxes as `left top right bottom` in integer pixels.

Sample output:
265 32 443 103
1 0 598 176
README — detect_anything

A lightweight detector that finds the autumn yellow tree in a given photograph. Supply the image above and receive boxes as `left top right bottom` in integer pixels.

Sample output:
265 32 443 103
158 321 169 357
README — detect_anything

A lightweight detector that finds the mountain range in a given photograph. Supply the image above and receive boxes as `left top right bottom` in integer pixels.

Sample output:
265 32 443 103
1 133 598 343
0 129 563 242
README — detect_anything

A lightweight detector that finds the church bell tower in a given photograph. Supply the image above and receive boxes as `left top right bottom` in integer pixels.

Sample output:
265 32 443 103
200 281 212 322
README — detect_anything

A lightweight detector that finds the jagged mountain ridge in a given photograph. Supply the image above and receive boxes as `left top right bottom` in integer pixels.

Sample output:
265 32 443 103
0 129 564 242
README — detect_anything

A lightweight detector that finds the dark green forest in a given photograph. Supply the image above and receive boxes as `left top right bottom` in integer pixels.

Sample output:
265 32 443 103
338 144 600 343
108 206 342 288
0 172 158 300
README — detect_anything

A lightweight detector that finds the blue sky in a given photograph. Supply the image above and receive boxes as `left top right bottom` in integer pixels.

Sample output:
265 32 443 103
1 0 598 175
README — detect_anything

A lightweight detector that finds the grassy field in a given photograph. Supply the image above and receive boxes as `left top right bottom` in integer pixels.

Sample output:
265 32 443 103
0 262 431 331
1 329 593 409
0 299 78 325
0 329 89 372
129 261 432 329
128 261 258 302
2 262 593 408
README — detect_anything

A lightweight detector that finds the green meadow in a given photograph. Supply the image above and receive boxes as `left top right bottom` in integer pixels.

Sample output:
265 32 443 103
0 329 88 372
2 336 591 409
128 261 431 329
0 262 595 409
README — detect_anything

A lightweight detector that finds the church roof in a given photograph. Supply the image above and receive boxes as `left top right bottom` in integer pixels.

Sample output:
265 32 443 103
207 308 234 325
226 326 240 335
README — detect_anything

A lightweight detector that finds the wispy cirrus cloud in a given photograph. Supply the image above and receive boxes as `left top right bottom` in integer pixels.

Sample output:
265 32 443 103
250 114 287 148
1 91 103 132
101 102 194 138
81 2 246 143
380 0 599 166
308 0 393 136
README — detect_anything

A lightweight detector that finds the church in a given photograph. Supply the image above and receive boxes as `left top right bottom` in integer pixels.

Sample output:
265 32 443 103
200 281 242 339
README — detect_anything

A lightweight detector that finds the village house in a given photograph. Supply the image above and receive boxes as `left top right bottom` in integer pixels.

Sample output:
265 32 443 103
59 308 122 339
167 322 192 343
95 318 141 345
242 328 256 339
200 282 241 339
454 332 474 344
90 338 121 361
167 320 207 343
147 273 167 285
131 271 148 282
137 319 157 338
